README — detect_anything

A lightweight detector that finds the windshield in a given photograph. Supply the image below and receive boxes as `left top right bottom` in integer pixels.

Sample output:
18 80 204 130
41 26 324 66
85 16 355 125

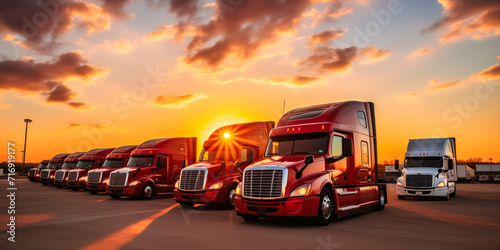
103 159 125 168
405 157 443 168
76 160 95 169
265 132 329 157
127 156 154 167
38 163 48 169
47 162 62 169
199 149 238 162
61 162 78 169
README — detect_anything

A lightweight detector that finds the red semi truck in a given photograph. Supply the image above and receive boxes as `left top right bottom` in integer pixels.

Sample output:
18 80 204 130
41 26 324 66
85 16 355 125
107 138 197 199
28 159 50 182
235 101 386 225
86 145 137 194
67 148 115 191
53 152 86 188
40 153 71 186
174 121 274 207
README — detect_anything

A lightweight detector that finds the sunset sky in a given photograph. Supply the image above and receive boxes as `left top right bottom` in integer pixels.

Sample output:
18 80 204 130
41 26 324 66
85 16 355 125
1 0 499 164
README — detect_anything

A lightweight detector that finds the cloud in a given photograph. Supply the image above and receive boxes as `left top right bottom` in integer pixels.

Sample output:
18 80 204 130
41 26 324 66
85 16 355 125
304 2 353 27
359 46 391 64
154 93 208 108
406 48 436 59
0 0 132 53
0 51 105 109
67 101 90 110
147 22 195 42
299 46 358 73
268 75 320 86
93 39 132 54
408 79 463 96
422 0 500 43
308 28 346 45
472 64 500 80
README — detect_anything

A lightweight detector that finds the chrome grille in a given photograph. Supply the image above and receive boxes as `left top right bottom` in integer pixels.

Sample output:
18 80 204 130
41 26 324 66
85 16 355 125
243 168 285 199
40 170 50 179
55 171 65 181
109 172 128 187
406 175 433 188
88 172 102 184
29 169 37 177
179 169 207 191
68 171 79 182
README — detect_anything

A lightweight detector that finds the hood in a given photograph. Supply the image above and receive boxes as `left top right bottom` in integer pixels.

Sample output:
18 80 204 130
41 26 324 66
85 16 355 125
403 167 440 175
70 169 87 173
183 161 227 172
89 168 117 173
57 169 73 172
250 155 324 172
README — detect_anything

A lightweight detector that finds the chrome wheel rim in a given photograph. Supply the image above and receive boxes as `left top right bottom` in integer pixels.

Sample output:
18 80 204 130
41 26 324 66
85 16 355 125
322 195 331 219
228 189 236 206
380 191 385 206
144 185 153 198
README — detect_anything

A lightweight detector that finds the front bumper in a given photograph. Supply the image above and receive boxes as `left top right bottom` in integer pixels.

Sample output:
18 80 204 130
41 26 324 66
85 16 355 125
107 185 143 196
53 180 67 186
396 186 448 197
87 182 107 192
235 196 320 217
28 176 39 181
67 180 86 189
40 177 53 184
174 189 228 204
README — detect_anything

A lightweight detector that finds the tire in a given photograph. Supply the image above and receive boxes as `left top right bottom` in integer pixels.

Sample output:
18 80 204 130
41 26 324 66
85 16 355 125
377 188 386 210
398 195 405 200
315 188 334 226
42 182 48 186
89 190 99 195
450 187 456 197
443 191 450 201
179 202 193 208
226 184 238 208
110 194 121 199
142 183 154 199
56 185 62 188
72 188 80 191
242 214 259 221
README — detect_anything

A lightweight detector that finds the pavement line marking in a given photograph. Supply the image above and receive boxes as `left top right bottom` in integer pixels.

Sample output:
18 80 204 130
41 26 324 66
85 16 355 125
0 214 55 231
91 199 107 203
390 203 500 229
80 203 179 250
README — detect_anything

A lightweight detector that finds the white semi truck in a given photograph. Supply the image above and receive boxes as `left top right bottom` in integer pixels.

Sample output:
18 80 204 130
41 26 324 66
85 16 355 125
457 164 475 183
396 138 457 200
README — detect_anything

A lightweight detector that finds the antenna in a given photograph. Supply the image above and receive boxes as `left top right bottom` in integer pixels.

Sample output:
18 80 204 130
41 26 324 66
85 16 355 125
282 99 286 115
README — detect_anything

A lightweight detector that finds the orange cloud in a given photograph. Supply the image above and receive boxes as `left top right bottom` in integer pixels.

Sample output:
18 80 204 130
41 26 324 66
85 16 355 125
0 51 104 109
423 0 500 43
0 0 133 53
308 29 346 45
154 93 208 108
473 64 500 80
304 2 353 27
93 40 133 54
408 79 463 96
406 48 436 59
268 75 319 86
147 22 195 42
359 46 391 64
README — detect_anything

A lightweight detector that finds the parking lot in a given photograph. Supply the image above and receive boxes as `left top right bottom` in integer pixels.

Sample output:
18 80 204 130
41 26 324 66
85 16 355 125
1 179 499 249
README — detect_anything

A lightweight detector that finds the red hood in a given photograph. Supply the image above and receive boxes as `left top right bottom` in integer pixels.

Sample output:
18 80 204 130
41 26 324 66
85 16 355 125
182 161 240 184
88 168 120 174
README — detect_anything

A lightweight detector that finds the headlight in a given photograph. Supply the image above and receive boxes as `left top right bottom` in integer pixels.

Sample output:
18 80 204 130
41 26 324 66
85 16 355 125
106 179 110 186
79 176 87 182
129 180 141 186
174 181 179 189
290 184 311 197
208 181 224 190
235 183 242 196
437 181 445 187
397 181 403 187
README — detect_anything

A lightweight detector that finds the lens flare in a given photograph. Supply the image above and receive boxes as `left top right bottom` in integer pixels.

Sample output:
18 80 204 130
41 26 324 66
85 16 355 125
224 132 230 138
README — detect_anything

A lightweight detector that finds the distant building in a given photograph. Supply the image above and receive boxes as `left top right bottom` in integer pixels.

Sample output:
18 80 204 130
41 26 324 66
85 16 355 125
475 164 500 181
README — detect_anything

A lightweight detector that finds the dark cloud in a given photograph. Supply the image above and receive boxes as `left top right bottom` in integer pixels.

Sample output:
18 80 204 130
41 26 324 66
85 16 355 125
101 0 134 19
66 101 89 110
476 64 500 79
308 29 346 45
45 83 75 103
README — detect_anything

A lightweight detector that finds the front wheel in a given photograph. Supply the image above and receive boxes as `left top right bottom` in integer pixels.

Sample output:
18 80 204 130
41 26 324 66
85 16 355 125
89 190 99 195
72 188 80 191
42 182 48 186
110 194 121 199
450 186 456 197
56 185 62 189
142 183 154 200
179 202 193 208
315 188 334 226
226 184 237 208
377 188 386 210
398 195 405 200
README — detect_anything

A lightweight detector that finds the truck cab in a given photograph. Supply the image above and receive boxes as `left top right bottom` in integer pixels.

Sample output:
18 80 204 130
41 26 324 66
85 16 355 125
67 148 115 191
28 159 50 182
235 101 386 225
107 137 197 199
54 152 86 188
396 138 457 200
40 153 71 186
86 145 137 194
174 121 274 207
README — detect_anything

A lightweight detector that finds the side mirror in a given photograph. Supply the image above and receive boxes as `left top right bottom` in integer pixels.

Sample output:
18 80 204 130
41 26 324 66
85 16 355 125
234 161 242 175
181 160 186 169
448 159 454 170
304 155 314 164
394 159 399 170
342 138 353 157
437 169 442 173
